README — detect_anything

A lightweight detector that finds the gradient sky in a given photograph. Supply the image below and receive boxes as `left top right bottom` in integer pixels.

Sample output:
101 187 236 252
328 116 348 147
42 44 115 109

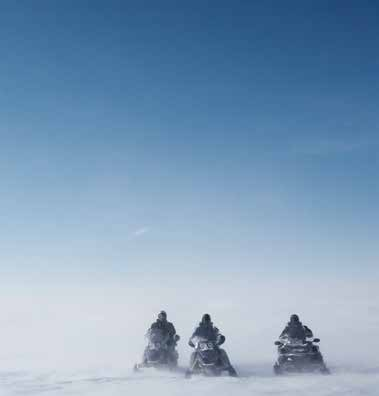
0 1 378 280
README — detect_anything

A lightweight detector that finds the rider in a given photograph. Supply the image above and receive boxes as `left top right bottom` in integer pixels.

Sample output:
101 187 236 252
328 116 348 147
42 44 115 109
188 313 237 376
143 310 179 365
277 314 325 367
279 314 313 342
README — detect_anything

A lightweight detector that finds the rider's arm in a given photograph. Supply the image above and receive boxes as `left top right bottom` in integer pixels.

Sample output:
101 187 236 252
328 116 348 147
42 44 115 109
304 325 313 339
213 327 225 345
279 326 289 341
145 326 152 338
188 327 198 347
170 323 176 336
279 326 288 337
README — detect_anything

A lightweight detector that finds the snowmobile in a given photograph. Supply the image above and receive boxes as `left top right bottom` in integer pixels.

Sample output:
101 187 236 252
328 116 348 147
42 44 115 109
134 328 180 371
185 336 237 377
273 337 329 375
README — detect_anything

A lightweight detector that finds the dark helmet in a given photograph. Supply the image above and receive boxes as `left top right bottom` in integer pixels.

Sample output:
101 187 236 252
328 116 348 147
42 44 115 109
201 313 211 324
158 310 167 321
290 314 300 323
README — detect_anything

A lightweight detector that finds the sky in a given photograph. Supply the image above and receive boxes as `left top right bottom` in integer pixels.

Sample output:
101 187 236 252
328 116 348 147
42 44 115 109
0 1 378 282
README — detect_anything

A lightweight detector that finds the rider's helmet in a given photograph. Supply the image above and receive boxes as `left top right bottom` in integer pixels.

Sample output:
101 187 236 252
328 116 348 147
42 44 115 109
158 310 167 321
290 314 300 323
201 313 211 324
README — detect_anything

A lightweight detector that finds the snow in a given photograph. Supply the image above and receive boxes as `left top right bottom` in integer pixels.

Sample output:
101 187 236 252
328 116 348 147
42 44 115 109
2 366 379 396
0 275 378 395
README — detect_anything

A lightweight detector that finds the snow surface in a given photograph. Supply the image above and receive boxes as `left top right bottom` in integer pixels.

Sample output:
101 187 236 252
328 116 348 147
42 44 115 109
2 365 379 396
1 275 378 395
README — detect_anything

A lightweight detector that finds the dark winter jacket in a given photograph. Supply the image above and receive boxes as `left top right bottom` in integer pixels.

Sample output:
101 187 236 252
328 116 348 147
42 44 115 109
279 322 313 341
189 322 225 347
148 320 177 345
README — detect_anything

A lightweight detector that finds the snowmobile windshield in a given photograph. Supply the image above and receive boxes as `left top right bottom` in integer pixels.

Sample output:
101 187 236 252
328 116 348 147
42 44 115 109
192 336 216 350
148 328 165 344
198 341 215 351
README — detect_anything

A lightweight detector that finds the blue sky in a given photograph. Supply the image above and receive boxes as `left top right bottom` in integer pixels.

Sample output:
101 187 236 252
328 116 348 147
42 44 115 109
0 1 378 279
